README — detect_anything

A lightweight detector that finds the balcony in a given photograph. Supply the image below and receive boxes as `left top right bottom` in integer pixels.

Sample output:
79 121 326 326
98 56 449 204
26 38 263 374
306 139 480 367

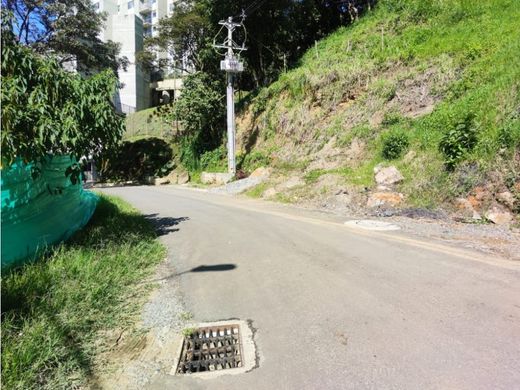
139 1 152 13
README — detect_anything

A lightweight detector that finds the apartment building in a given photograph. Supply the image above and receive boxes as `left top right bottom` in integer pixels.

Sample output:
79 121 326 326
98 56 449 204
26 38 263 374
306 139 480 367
92 0 181 113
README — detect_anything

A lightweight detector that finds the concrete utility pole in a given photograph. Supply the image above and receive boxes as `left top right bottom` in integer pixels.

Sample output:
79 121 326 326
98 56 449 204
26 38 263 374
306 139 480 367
213 17 246 175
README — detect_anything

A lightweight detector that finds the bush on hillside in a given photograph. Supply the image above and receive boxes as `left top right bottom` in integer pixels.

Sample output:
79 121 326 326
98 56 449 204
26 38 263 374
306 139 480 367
100 137 173 182
165 73 225 171
238 151 272 173
439 114 478 170
382 131 410 160
200 146 227 172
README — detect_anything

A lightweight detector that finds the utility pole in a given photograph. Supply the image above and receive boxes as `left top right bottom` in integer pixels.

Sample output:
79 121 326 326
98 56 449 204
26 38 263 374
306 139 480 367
213 17 246 175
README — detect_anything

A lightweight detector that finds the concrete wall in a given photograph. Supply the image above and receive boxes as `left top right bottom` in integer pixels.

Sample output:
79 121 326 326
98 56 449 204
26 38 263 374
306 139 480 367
106 14 150 111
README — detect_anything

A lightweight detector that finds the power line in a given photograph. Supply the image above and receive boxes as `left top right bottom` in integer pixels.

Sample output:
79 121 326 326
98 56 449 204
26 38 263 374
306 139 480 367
236 0 267 19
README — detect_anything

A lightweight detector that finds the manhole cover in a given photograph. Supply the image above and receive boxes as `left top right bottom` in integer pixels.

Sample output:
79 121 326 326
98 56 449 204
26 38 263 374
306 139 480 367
176 324 243 374
172 319 257 377
344 220 400 231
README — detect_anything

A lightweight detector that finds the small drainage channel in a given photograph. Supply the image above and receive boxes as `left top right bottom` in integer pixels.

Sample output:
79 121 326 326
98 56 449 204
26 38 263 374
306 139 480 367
172 320 256 378
344 220 400 231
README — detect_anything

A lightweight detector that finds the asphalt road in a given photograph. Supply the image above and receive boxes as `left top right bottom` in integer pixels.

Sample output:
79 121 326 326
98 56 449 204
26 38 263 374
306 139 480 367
102 185 520 390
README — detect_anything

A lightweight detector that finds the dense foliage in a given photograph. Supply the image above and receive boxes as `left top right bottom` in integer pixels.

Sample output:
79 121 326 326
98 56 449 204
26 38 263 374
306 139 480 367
1 27 124 179
100 137 174 182
142 1 374 171
382 131 410 160
157 73 225 170
2 1 126 72
142 0 374 87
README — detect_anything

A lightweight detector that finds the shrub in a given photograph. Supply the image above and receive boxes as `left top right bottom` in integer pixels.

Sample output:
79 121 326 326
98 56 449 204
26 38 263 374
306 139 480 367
439 114 478 170
238 151 271 173
1 25 123 182
381 111 404 127
497 119 520 149
200 146 227 172
159 72 225 171
382 131 410 160
100 137 173 182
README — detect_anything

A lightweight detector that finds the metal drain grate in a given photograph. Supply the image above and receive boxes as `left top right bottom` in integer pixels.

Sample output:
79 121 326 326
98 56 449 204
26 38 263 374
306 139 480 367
176 324 243 374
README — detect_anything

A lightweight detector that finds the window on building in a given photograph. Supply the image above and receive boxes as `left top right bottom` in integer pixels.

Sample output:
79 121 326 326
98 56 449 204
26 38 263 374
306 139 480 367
152 11 157 18
128 0 134 9
93 2 100 10
152 0 156 4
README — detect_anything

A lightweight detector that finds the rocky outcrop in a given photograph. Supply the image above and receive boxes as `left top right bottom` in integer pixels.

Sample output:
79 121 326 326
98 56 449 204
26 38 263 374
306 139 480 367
496 191 515 210
201 172 233 185
374 165 404 186
250 166 272 178
455 198 482 220
367 192 404 208
177 170 190 184
485 205 514 225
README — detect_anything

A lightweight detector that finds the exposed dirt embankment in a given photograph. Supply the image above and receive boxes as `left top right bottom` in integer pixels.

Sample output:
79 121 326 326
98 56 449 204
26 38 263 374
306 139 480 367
235 1 520 230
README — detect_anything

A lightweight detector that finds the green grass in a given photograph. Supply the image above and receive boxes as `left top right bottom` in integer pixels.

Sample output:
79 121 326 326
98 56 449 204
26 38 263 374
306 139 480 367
241 0 520 209
124 106 175 141
1 195 166 390
245 182 269 198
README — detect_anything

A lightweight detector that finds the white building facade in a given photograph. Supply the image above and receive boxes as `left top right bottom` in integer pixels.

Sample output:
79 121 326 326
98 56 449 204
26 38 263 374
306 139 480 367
92 0 181 112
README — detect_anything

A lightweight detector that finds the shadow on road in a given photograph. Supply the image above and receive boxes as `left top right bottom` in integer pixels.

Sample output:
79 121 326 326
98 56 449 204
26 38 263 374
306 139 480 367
144 214 190 236
190 264 236 272
150 264 237 283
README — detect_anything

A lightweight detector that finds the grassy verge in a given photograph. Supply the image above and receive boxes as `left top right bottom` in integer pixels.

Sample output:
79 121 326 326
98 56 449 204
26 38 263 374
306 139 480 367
1 195 166 390
124 106 176 141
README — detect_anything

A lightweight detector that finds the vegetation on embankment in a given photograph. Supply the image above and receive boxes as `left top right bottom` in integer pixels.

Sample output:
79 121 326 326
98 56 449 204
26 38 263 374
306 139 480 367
124 106 176 141
237 0 520 212
99 137 175 183
1 195 165 390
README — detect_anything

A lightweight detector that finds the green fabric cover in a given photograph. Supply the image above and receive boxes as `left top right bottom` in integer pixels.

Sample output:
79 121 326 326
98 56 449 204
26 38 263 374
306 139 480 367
1 156 98 270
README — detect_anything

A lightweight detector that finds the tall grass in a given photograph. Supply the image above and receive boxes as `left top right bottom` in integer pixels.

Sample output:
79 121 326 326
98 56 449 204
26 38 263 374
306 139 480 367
244 0 520 207
1 195 166 389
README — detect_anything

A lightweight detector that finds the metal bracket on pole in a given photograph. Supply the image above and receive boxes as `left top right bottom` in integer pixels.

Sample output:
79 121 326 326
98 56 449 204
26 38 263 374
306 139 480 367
213 17 247 175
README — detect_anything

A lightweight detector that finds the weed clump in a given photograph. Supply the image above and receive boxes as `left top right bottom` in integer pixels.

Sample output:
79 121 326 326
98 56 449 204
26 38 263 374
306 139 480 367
439 114 478 170
382 131 410 160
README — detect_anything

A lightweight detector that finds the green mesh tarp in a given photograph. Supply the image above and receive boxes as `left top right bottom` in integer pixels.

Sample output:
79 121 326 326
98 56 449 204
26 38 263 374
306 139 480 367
1 155 98 270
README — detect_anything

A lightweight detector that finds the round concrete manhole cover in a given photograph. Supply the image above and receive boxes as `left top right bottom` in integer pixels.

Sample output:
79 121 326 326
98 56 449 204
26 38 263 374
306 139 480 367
344 220 400 231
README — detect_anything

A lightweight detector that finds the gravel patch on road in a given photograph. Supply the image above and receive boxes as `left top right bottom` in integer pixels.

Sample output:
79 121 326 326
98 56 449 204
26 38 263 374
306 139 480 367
97 257 191 389
209 176 263 195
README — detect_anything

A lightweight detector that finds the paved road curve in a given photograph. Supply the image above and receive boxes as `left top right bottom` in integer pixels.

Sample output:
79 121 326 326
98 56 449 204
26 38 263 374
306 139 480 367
102 185 520 390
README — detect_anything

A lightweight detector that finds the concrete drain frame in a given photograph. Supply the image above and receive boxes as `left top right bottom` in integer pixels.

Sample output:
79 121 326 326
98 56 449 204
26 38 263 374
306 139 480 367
172 319 256 379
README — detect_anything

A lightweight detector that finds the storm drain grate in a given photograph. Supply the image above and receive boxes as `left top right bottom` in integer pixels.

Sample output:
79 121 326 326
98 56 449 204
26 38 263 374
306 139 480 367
176 324 243 374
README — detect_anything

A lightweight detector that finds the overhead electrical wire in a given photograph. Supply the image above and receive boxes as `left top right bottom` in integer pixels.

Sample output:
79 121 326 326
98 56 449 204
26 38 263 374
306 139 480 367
236 0 268 20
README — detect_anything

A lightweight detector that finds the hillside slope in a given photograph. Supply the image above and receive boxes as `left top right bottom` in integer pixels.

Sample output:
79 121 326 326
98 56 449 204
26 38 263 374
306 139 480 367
236 0 520 223
124 107 175 141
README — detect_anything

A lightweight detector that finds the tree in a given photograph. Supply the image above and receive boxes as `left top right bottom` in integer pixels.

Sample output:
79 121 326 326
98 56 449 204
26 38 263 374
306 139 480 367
1 24 124 180
138 0 216 76
140 0 376 168
156 72 225 169
140 0 375 88
2 0 126 73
